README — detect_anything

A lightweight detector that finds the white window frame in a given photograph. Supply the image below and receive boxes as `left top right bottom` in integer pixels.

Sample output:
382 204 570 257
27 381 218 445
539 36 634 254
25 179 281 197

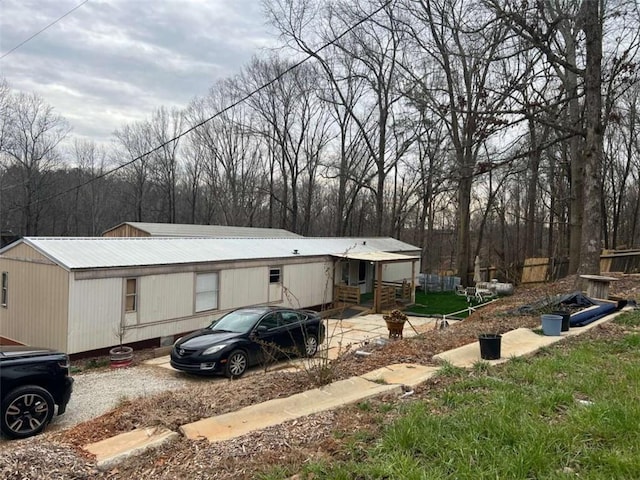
269 266 282 284
195 272 219 313
125 278 137 312
1 272 7 307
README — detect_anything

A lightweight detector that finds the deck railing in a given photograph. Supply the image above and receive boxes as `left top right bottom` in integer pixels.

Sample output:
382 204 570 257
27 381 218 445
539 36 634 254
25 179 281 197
374 280 412 302
334 285 361 305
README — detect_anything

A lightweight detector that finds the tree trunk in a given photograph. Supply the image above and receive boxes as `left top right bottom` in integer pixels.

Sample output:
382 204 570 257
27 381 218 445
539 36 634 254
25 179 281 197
525 112 540 258
578 0 603 275
566 24 584 274
456 171 473 285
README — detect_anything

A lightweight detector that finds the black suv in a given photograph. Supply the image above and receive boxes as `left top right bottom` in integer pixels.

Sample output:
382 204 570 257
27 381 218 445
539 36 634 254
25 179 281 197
0 345 74 439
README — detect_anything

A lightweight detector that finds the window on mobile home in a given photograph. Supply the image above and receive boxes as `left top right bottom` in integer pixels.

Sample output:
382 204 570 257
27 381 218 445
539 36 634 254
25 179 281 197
125 278 137 312
1 272 7 307
196 272 219 312
269 267 282 284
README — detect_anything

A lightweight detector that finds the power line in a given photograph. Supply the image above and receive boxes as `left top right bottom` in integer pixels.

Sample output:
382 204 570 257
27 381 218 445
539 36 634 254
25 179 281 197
0 0 90 60
5 0 393 211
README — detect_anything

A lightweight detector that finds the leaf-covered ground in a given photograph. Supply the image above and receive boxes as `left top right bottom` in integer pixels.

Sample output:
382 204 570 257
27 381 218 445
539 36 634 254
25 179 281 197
1 274 638 479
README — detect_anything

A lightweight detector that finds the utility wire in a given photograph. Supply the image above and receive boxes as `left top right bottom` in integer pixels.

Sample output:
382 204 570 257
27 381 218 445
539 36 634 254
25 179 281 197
5 0 393 211
0 0 90 60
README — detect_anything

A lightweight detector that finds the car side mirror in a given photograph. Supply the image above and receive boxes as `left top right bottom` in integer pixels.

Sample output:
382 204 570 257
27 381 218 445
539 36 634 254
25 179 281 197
255 325 268 335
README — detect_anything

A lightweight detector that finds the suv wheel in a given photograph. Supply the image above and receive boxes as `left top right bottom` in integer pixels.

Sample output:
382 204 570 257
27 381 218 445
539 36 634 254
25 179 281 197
1 385 55 439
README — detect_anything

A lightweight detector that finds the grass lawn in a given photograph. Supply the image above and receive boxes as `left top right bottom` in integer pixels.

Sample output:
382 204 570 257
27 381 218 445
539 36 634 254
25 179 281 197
406 290 487 318
263 310 640 479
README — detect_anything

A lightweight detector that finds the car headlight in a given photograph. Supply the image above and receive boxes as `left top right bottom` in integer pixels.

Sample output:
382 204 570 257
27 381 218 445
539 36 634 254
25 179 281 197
203 344 227 355
58 355 70 369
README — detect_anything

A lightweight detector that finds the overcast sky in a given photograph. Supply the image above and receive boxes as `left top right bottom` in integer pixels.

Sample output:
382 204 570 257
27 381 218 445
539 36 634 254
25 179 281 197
0 0 277 144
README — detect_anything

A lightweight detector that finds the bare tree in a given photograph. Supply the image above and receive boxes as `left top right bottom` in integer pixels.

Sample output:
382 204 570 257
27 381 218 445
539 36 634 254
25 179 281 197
602 84 640 248
266 0 408 235
114 121 152 222
70 139 111 235
484 0 640 275
402 0 520 282
181 132 207 224
2 91 70 235
311 46 375 235
147 106 183 223
243 56 331 233
0 79 10 155
187 79 268 226
408 113 452 272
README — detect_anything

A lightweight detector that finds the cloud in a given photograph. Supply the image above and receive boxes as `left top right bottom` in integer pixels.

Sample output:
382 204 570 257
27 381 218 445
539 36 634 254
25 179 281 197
0 0 276 144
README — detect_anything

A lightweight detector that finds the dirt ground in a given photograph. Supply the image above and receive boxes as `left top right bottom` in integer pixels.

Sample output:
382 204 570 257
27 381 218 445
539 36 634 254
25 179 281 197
1 274 639 479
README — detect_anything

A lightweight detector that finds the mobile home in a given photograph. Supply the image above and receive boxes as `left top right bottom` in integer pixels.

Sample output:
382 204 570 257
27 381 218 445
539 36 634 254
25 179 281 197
0 237 419 355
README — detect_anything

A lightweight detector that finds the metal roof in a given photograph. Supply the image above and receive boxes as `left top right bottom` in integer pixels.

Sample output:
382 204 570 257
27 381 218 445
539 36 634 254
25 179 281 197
332 251 419 263
8 237 420 270
104 222 302 238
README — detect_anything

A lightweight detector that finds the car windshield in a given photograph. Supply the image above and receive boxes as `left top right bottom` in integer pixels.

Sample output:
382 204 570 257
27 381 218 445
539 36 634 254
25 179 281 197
209 309 264 333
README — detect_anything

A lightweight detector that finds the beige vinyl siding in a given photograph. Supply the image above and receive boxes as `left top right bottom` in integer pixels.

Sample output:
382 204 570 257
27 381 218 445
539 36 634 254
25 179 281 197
0 257 68 352
102 224 149 237
219 267 267 310
3 242 54 263
268 281 283 304
381 262 416 283
67 272 201 353
138 272 193 322
124 270 226 343
281 261 333 308
67 277 123 353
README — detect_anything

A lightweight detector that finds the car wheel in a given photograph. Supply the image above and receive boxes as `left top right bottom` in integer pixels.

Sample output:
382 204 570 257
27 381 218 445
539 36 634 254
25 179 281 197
303 334 319 357
225 350 248 378
1 385 55 439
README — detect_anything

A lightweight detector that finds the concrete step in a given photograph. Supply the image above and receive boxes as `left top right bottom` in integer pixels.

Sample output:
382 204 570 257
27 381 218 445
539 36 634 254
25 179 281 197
180 376 402 442
361 363 438 387
84 426 179 471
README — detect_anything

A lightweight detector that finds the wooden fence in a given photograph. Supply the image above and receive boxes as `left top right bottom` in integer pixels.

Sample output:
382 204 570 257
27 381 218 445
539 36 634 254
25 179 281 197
521 250 640 284
600 250 640 273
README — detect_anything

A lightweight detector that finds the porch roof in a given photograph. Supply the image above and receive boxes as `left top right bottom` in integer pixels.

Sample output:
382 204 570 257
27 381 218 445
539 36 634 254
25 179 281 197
332 251 419 263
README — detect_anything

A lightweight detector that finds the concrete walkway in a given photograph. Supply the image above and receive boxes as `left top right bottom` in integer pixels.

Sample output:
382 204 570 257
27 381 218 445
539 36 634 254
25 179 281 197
83 310 627 470
433 311 624 367
85 362 438 470
180 364 438 443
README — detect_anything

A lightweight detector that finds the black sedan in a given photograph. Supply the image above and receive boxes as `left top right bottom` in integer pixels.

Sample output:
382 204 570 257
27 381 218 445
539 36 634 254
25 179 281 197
170 307 325 377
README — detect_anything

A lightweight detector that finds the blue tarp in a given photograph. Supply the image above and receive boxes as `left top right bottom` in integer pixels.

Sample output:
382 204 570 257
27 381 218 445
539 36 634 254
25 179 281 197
554 292 619 326
511 291 622 327
511 291 595 315
570 302 617 327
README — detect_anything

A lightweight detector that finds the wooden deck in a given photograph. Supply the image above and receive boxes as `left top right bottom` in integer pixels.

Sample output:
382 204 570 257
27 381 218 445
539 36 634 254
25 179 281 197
334 280 414 313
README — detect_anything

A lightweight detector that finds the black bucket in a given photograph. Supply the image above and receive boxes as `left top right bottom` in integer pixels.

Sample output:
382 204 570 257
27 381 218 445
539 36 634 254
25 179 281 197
479 333 502 360
552 310 571 332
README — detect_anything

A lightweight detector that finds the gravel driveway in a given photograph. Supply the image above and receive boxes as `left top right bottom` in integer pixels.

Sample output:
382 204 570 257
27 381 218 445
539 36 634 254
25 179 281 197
48 365 190 431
